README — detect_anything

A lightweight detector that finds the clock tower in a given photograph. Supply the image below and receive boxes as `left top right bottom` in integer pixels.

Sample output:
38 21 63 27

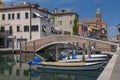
96 5 101 21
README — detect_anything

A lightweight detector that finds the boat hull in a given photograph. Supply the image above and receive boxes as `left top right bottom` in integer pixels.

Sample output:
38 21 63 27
36 62 103 71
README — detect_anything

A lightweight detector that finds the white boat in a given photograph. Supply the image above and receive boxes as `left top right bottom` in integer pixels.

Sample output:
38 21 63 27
76 54 108 59
59 58 107 63
28 57 104 71
36 62 103 70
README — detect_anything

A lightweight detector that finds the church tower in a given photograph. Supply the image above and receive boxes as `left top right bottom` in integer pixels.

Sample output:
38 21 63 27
96 5 101 21
0 0 5 8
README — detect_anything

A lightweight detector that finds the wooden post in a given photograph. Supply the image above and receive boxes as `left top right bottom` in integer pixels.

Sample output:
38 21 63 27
82 43 85 62
56 44 58 62
19 42 22 68
67 43 70 60
33 41 35 57
88 42 91 58
76 42 79 57
25 41 27 61
12 41 14 54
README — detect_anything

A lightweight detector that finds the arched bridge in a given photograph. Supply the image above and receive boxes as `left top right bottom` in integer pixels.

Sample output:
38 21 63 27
21 35 119 52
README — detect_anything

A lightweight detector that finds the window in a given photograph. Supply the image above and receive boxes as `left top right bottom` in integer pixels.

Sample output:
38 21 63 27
9 26 12 35
70 20 72 25
25 12 29 19
2 14 5 20
1 27 5 32
24 25 29 32
12 13 14 20
17 26 20 32
31 25 38 32
8 13 11 20
58 21 62 25
17 13 20 19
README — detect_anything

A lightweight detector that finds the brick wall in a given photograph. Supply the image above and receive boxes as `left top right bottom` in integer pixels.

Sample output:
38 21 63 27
21 35 118 52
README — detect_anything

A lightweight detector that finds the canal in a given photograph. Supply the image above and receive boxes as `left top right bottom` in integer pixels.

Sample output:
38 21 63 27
0 54 104 80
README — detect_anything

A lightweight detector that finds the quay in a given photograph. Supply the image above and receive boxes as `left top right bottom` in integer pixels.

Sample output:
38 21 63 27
97 49 120 80
0 48 20 55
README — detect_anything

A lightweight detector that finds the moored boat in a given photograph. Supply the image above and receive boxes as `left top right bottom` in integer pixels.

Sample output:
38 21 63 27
28 57 104 71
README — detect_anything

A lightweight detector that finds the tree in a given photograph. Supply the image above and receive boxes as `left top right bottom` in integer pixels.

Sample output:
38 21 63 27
73 18 78 35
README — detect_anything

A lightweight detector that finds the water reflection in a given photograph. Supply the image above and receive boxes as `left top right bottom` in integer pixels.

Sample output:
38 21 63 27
0 54 102 80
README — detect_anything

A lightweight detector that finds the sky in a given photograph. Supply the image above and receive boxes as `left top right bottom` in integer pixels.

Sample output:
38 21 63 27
2 0 120 39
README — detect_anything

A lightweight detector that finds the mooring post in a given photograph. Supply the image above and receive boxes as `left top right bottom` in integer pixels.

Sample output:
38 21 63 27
88 41 91 58
82 43 86 62
25 41 27 61
56 44 58 62
33 41 35 57
19 41 22 68
12 41 14 54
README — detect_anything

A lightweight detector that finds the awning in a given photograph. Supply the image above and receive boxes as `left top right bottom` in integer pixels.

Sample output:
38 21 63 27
33 12 44 18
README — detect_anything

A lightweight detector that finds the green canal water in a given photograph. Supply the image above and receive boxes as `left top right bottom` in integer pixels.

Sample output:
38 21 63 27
0 54 103 80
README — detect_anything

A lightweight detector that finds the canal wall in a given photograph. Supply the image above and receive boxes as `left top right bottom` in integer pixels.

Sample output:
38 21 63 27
97 52 120 80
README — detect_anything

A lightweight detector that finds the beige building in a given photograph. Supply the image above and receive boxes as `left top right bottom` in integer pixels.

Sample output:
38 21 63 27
52 8 79 35
0 0 5 8
0 2 54 48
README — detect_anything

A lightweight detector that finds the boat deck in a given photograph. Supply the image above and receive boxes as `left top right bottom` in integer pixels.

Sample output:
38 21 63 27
41 61 85 66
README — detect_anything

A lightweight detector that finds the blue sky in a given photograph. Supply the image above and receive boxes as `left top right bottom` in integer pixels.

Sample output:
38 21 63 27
2 0 120 38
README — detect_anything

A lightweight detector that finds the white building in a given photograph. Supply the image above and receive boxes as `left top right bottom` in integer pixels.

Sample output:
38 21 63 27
0 2 54 48
0 1 79 48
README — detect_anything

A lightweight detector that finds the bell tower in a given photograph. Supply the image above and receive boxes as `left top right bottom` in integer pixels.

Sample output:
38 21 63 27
0 0 5 8
96 5 101 21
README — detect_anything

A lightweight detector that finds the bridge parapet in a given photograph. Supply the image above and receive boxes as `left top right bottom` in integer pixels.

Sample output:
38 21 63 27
21 35 118 52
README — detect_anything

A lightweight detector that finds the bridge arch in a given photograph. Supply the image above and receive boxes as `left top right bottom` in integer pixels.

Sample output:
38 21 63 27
21 35 118 52
36 41 69 52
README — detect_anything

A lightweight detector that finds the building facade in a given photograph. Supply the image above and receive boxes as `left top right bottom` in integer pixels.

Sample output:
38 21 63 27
79 6 108 41
52 8 79 35
0 2 54 48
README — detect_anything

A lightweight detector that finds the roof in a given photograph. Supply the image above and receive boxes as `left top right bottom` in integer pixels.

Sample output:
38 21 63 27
0 3 53 15
79 18 98 24
52 12 77 15
96 21 106 25
79 18 106 25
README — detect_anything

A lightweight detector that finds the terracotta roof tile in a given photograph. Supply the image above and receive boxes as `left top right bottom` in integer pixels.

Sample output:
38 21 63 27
79 18 98 24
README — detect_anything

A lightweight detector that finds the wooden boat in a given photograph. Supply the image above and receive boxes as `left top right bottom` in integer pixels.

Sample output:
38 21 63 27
28 57 104 71
36 61 103 70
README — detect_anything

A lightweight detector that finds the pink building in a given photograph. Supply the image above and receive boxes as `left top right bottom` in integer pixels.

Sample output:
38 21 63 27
78 23 88 37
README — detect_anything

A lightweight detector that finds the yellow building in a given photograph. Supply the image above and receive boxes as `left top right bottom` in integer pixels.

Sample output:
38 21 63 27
79 6 108 41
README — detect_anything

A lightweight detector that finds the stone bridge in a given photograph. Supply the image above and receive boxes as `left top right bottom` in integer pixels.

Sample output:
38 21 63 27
21 35 119 52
